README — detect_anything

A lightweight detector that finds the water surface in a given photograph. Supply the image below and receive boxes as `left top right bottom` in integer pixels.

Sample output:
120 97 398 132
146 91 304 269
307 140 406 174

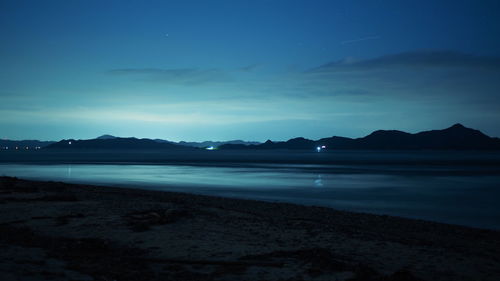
1 163 499 230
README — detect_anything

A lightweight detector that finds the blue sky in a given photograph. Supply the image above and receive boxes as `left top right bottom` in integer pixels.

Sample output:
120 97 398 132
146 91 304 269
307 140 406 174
1 0 500 141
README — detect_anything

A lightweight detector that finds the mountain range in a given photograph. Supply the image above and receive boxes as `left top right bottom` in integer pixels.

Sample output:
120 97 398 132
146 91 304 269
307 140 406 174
2 124 499 151
43 136 261 150
95 134 260 148
47 137 191 150
219 124 500 150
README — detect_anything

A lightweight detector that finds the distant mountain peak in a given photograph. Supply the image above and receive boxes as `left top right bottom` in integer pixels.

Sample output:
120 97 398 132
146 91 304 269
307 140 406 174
96 134 117 140
288 137 308 141
365 129 409 138
449 123 466 129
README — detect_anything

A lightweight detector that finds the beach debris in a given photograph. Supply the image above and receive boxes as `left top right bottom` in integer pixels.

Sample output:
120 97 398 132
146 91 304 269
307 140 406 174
0 176 39 193
125 207 189 232
54 213 86 226
0 176 18 189
242 248 349 273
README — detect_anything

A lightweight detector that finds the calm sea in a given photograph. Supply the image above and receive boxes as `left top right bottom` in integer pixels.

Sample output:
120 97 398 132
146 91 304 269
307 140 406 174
1 161 499 230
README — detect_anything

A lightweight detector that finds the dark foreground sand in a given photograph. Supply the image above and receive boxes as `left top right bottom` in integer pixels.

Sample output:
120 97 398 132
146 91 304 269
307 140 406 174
0 177 499 281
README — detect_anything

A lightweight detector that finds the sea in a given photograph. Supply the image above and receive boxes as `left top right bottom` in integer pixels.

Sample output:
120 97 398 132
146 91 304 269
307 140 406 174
1 150 499 230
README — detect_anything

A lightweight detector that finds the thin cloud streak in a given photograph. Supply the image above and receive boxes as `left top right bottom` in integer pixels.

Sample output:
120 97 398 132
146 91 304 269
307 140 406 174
312 50 500 71
341 36 381 45
109 68 231 85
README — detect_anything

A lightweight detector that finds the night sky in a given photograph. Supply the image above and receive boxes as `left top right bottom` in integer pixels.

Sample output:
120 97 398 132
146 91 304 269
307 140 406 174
1 0 500 141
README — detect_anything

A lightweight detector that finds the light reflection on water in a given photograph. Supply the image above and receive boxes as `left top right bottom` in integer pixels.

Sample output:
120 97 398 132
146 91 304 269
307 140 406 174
314 175 323 187
1 163 499 230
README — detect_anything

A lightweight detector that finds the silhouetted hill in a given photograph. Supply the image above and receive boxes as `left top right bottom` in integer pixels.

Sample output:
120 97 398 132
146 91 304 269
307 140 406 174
46 135 259 150
14 124 500 151
411 123 495 149
219 124 500 151
46 137 196 150
95 135 260 148
153 138 176 144
96 134 118 140
350 124 498 150
0 140 55 149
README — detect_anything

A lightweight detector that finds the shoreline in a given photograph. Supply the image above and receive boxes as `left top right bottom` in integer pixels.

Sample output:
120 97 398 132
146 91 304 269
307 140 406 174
2 162 500 231
1 176 499 280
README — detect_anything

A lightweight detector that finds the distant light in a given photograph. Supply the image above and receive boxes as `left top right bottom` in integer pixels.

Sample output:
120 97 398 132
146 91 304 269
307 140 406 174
316 146 321 152
15 147 18 150
206 146 215 150
25 147 29 150
68 141 72 145
321 145 326 149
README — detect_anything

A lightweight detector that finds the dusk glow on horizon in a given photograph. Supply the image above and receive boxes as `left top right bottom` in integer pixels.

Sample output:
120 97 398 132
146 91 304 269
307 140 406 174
2 0 500 141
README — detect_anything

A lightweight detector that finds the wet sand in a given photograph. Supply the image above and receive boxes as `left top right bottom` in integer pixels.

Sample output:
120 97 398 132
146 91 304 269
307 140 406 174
1 176 499 281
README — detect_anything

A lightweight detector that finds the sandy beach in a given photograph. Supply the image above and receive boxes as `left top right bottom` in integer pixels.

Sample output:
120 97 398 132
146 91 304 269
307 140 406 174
1 176 499 281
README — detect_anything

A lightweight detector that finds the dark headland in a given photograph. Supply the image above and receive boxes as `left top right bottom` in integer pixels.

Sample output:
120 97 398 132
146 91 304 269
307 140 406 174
1 177 499 281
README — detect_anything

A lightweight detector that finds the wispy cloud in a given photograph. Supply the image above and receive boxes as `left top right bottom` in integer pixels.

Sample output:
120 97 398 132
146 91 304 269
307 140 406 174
312 50 500 71
91 50 500 138
296 50 500 114
238 64 261 72
340 36 381 45
109 67 231 85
